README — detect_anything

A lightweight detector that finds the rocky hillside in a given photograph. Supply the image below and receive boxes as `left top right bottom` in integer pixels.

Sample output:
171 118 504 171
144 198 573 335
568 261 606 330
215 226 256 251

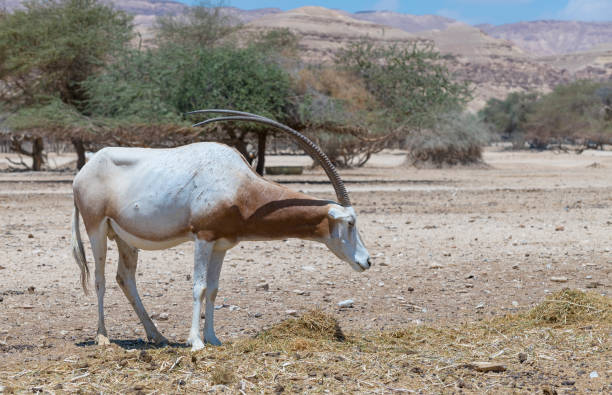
478 21 612 56
349 10 456 33
244 6 429 62
242 7 574 110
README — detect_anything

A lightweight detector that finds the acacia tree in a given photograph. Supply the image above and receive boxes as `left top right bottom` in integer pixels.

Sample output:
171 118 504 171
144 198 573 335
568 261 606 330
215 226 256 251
0 0 133 106
331 40 476 166
84 43 293 171
155 1 238 48
524 80 612 148
479 92 539 149
0 0 133 169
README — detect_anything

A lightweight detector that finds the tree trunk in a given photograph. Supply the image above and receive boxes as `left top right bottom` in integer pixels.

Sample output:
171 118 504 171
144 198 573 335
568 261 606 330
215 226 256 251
71 138 86 169
31 137 44 171
256 131 267 176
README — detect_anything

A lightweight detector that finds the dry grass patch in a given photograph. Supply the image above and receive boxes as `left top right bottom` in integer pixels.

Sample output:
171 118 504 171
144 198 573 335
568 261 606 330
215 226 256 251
1 291 610 393
524 288 612 325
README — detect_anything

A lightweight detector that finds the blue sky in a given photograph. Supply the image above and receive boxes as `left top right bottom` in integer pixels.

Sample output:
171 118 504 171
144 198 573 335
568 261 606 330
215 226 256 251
183 1 612 25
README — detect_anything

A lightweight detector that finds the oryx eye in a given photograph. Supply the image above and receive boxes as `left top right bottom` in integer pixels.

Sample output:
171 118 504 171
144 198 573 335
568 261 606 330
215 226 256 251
348 221 355 227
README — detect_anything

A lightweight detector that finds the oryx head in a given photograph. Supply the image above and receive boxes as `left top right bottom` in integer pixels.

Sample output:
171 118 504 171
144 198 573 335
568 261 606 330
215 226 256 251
190 109 372 272
325 204 371 272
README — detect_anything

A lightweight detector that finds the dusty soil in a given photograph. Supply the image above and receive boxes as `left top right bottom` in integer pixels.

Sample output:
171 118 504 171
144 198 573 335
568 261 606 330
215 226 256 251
0 147 611 392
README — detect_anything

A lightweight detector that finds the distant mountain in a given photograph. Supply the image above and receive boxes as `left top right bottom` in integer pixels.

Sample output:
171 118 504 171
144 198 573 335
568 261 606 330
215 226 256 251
220 6 282 23
478 20 612 56
350 10 456 33
244 6 426 62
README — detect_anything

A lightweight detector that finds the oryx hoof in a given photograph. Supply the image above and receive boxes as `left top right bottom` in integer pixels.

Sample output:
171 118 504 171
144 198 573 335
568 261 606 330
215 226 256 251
95 334 111 346
204 335 222 347
150 334 169 347
188 336 205 352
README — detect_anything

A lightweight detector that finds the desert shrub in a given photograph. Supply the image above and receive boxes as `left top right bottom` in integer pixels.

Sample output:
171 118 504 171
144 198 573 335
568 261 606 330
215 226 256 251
407 111 490 167
479 91 539 149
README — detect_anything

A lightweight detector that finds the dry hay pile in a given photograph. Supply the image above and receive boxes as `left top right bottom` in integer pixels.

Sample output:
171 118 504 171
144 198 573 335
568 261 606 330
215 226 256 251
524 288 612 325
0 291 610 393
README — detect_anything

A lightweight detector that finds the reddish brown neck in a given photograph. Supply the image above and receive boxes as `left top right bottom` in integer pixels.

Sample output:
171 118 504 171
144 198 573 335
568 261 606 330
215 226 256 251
195 180 333 242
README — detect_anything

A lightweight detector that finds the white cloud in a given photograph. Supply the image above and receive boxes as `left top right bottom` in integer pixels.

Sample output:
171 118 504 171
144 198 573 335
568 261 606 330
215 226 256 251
559 0 612 21
373 0 400 11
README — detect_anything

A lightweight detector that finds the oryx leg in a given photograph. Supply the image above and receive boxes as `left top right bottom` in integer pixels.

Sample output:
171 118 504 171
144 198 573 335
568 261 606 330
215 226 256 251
88 222 109 346
187 240 226 350
115 236 167 345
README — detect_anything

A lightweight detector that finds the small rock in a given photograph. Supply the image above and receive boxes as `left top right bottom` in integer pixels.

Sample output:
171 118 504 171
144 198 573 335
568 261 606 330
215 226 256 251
253 312 262 318
377 282 384 287
429 263 443 269
0 265 5 270
338 299 354 308
512 264 519 270
518 352 527 363
542 385 558 395
561 380 575 386
301 266 315 272
475 303 485 309
229 305 240 312
28 233 34 238
59 330 68 336
550 277 568 283
214 305 223 310
286 310 298 316
255 283 269 291
27 286 35 294
293 290 306 295
185 274 191 281
263 351 281 357
379 262 388 266
468 361 506 372
589 371 599 379
0 296 3 303
209 384 229 393
512 301 519 307
407 286 414 292
585 282 601 289
555 226 564 231
157 312 169 321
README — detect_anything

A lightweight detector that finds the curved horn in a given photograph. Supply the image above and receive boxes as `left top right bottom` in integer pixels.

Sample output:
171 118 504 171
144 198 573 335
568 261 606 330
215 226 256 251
190 110 351 207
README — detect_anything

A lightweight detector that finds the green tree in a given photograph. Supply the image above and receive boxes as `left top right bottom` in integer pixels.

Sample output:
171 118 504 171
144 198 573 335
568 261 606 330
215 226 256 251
155 1 238 48
84 44 293 172
0 0 133 170
336 40 472 130
479 91 539 148
330 39 476 166
524 80 612 148
0 0 133 107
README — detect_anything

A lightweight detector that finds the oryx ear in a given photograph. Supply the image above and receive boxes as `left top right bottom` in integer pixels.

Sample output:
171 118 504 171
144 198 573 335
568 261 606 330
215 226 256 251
328 206 348 220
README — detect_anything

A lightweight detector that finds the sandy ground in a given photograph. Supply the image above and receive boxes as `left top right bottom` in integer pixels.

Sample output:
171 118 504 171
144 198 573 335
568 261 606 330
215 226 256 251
0 148 611 373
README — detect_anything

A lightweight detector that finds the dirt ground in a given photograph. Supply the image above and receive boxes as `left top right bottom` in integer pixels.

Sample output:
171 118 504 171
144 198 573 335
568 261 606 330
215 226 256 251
0 147 611 393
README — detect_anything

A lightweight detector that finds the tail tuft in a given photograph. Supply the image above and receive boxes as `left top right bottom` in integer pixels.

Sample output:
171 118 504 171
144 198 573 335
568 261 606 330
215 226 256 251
71 203 90 295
